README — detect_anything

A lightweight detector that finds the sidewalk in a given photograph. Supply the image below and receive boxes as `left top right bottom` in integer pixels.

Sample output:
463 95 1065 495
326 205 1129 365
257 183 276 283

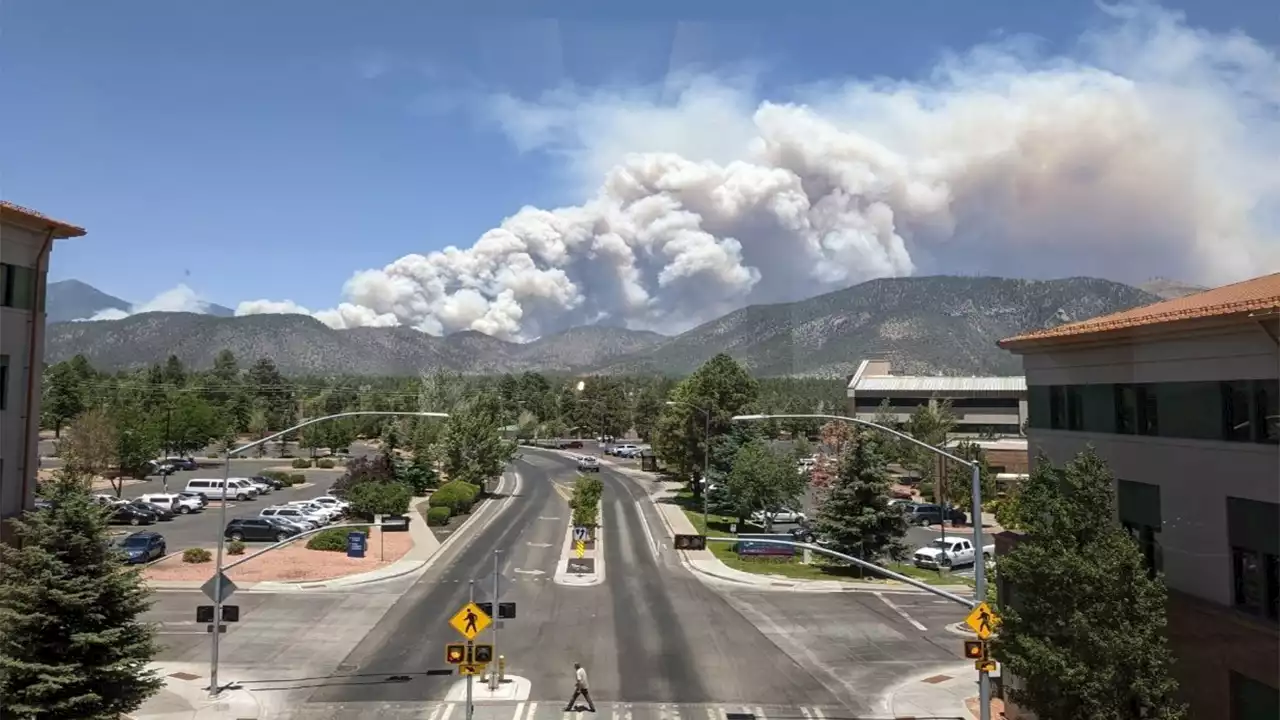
148 497 441 592
127 662 262 719
880 662 996 719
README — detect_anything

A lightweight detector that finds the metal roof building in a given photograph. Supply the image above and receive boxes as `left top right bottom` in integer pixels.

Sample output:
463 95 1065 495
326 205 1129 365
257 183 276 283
845 359 1028 437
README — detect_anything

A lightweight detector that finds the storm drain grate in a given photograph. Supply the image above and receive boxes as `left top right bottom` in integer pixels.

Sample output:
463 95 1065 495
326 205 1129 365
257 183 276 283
921 674 953 684
726 714 755 720
168 672 200 681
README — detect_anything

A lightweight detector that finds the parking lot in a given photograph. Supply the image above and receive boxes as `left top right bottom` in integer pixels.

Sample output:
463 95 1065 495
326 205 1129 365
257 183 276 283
85 462 348 552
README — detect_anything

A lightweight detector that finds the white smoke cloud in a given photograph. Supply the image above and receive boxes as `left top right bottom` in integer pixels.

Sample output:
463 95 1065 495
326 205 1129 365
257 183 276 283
84 284 215 321
241 3 1280 341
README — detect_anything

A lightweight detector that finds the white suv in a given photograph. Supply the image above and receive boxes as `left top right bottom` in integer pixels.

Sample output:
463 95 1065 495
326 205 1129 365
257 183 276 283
137 493 202 515
287 500 340 522
259 506 322 530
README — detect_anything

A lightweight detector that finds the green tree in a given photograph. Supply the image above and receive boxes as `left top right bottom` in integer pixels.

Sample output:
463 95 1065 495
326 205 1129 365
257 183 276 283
440 392 516 486
944 440 997 511
631 382 668 441
993 449 1185 720
42 362 86 437
814 434 909 563
164 394 219 459
724 439 803 529
114 403 161 481
652 354 758 496
0 471 164 718
902 401 956 498
59 407 117 482
246 404 270 458
330 453 397 496
161 354 186 387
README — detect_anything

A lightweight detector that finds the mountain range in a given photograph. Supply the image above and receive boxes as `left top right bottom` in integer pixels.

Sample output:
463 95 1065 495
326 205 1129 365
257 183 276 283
43 275 1167 377
45 279 234 324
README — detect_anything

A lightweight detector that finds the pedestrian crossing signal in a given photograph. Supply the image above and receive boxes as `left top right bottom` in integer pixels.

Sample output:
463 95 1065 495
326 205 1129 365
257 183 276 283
963 640 987 660
446 644 468 664
472 644 494 664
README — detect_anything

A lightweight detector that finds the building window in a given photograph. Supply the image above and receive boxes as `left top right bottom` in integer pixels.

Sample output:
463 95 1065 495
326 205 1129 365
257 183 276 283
1230 670 1279 720
1115 384 1138 434
1 263 37 310
949 397 1021 409
1258 380 1278 445
1124 523 1163 577
854 396 888 410
1228 497 1280 622
1118 479 1163 578
1223 380 1255 442
0 355 8 410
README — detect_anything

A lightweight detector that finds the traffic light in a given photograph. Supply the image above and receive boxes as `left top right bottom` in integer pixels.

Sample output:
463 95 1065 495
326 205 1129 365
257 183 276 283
963 640 988 660
472 644 494 664
674 534 707 550
445 644 468 664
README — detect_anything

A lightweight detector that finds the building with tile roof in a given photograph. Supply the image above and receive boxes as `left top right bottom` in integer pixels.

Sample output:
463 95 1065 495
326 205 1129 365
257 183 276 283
997 272 1279 719
1 201 87 542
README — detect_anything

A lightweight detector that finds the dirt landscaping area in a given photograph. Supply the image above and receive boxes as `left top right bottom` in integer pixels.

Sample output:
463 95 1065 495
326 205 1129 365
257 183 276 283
142 527 414 584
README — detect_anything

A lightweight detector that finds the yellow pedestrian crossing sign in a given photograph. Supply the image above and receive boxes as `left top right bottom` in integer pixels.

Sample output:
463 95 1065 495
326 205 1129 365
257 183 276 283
965 601 1000 640
449 602 491 640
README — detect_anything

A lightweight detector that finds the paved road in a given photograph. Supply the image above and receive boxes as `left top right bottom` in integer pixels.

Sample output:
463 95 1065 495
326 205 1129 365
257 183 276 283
301 451 841 715
99 466 346 550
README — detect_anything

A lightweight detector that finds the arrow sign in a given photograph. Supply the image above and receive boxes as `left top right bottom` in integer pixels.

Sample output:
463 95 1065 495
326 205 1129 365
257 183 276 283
200 572 237 604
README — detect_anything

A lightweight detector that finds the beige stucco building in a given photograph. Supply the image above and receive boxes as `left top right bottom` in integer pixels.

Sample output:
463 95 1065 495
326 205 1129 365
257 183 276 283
846 358 1028 437
999 273 1279 719
0 202 86 539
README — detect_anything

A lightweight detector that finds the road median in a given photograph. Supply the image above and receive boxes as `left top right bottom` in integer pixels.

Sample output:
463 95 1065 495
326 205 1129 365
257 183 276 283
554 473 605 587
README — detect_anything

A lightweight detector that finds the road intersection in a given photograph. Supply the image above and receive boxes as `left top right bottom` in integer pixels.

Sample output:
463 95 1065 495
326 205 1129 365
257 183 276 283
140 451 973 719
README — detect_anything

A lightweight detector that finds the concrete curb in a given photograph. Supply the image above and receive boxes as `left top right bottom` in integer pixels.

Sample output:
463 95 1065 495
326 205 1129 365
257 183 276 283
553 499 605 587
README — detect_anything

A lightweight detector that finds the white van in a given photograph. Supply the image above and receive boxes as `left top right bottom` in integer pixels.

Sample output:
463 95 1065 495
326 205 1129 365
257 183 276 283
183 478 259 501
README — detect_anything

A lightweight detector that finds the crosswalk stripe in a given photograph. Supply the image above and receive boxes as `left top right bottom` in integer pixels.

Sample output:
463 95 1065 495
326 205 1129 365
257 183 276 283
421 703 444 720
527 702 537 720
439 702 456 720
754 706 767 720
798 708 814 720
704 707 717 720
511 701 526 720
810 709 826 720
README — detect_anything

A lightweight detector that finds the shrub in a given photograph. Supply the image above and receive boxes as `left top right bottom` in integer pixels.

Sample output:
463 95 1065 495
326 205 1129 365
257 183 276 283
182 548 212 564
570 474 604 527
261 470 290 483
227 540 246 556
291 458 312 469
290 473 306 485
430 481 480 514
426 506 452 526
316 458 336 469
346 480 412 518
306 527 366 552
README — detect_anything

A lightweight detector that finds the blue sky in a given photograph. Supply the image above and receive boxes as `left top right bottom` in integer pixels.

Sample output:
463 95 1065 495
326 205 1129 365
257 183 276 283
3 1 1276 335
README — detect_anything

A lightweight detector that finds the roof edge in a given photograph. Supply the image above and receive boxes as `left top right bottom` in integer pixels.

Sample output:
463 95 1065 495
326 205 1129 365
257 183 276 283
1 201 87 239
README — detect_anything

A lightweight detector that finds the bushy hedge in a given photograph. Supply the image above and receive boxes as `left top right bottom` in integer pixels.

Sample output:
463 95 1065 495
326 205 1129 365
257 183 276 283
290 473 307 485
316 458 336 469
292 458 312 469
227 540 246 556
570 474 603 528
261 470 291 485
306 526 368 552
428 481 480 514
182 548 212 564
426 506 452 526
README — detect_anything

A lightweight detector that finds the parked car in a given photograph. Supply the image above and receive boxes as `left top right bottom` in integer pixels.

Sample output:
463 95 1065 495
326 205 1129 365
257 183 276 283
108 502 157 526
912 538 995 569
251 474 285 490
184 478 258 501
164 457 199 471
225 517 300 543
309 495 350 512
118 531 167 564
286 500 340 522
577 456 601 472
609 444 639 457
128 498 176 521
751 507 807 527
179 491 209 508
236 477 273 495
259 505 322 530
903 503 966 527
137 492 202 515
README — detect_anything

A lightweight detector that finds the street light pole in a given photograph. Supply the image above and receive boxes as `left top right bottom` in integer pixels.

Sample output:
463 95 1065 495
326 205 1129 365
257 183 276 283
666 401 711 531
733 412 991 720
207 410 449 697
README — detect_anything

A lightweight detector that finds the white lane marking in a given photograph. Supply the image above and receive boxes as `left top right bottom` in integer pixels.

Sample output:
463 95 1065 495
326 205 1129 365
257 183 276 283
509 701 526 720
875 591 928 631
527 542 553 548
754 706 767 720
621 702 632 720
438 701 456 720
810 709 826 720
525 702 537 720
717 708 729 720
634 501 659 560
157 631 207 635
424 703 446 720
798 708 814 720
704 708 717 720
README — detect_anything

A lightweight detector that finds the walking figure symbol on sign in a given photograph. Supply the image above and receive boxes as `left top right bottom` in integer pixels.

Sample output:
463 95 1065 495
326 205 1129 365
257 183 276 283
978 606 993 635
464 608 479 634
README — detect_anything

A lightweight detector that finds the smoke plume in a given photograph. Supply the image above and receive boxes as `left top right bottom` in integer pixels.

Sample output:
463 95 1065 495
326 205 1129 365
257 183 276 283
237 3 1280 340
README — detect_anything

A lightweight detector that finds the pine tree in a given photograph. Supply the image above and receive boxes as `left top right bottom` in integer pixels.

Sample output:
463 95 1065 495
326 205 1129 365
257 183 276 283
0 472 163 719
993 449 1185 720
814 434 908 563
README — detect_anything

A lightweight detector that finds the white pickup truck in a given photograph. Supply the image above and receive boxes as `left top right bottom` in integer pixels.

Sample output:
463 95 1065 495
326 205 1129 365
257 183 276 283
912 538 995 569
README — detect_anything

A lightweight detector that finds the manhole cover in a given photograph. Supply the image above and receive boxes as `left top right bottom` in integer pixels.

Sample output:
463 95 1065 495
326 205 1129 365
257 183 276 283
336 663 359 673
922 674 953 684
168 671 200 681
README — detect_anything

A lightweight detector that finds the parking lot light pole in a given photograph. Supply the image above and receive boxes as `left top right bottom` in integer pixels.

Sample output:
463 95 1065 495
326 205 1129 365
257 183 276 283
208 410 448 697
666 401 711 531
732 412 990 720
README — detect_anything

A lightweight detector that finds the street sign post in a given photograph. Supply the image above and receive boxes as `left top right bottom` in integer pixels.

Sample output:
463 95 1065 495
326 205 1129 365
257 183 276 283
200 572 237 604
449 602 492 641
964 602 1000 640
573 526 589 542
975 659 997 673
458 663 482 676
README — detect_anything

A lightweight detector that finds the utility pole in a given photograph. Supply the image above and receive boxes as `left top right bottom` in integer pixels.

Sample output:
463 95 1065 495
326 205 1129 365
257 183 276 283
490 551 501 690
466 580 475 720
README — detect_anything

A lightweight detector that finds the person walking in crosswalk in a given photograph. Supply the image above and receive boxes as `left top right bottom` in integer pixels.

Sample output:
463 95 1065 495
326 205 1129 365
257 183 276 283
564 662 596 712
